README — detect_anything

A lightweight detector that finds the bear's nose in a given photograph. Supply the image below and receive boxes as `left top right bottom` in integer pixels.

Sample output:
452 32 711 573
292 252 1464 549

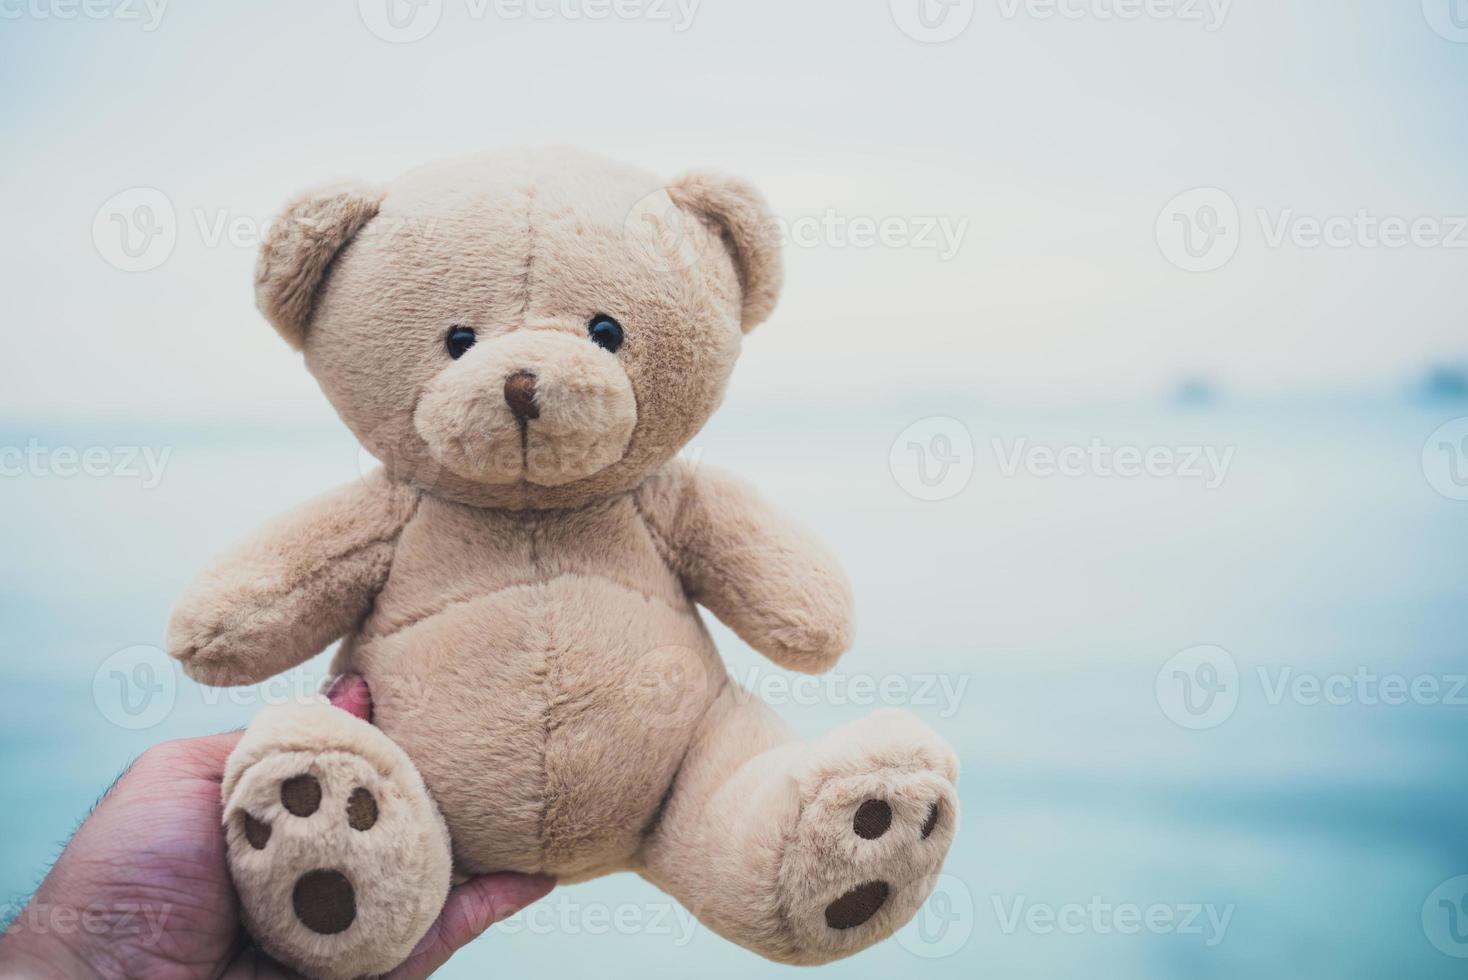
504 371 540 422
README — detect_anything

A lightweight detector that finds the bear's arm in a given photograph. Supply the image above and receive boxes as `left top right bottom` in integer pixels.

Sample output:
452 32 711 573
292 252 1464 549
636 460 854 674
166 470 419 687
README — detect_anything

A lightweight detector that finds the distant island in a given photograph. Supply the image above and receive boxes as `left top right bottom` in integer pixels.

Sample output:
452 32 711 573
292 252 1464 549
1171 376 1221 408
1412 365 1468 404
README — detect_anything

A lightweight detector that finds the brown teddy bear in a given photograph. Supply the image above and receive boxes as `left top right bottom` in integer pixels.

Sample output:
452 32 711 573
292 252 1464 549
167 148 959 979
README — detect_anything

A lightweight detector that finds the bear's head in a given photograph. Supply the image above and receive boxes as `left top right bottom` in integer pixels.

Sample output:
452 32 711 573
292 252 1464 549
255 148 782 509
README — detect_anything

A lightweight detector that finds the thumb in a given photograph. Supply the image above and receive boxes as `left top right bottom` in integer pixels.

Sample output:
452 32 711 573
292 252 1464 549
386 873 555 980
324 673 372 721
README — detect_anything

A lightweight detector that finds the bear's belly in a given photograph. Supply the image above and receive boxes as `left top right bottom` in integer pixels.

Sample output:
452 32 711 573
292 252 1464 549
345 574 724 880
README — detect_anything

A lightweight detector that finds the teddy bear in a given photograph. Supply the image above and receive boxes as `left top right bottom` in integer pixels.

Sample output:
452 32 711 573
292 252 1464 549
166 147 959 979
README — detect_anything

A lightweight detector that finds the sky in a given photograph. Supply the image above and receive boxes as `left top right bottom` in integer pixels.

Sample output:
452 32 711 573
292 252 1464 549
2 0 1467 422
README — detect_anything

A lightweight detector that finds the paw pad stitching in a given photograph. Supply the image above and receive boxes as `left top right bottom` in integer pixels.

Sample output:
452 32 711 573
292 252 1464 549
852 799 892 840
281 775 322 817
347 787 379 831
921 801 940 839
824 880 890 930
242 813 271 850
293 868 357 935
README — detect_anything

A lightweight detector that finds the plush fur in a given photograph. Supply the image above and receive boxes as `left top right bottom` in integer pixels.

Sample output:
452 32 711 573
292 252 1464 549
668 171 784 331
168 148 958 977
256 181 385 349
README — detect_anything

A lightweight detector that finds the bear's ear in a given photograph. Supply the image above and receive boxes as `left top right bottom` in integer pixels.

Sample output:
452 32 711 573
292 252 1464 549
255 180 385 349
668 171 784 332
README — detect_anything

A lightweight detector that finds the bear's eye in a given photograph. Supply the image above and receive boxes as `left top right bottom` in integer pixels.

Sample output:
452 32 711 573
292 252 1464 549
445 326 477 360
588 315 624 354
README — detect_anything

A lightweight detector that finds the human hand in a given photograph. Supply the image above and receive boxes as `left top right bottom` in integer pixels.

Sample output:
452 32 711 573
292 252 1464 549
0 677 553 979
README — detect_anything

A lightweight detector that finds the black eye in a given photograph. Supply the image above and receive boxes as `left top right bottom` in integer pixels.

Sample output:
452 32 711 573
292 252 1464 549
588 315 624 354
446 326 476 360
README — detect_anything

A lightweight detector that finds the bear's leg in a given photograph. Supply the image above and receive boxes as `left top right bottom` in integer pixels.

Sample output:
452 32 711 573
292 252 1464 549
639 684 959 964
221 702 452 980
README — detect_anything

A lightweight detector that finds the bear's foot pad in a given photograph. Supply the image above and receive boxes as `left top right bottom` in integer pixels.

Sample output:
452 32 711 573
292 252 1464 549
775 721 958 961
222 704 451 980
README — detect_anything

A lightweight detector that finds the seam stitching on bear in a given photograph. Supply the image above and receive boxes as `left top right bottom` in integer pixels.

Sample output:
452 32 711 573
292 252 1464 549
359 489 424 638
226 747 401 804
362 570 685 644
629 485 685 584
518 180 537 328
531 539 554 873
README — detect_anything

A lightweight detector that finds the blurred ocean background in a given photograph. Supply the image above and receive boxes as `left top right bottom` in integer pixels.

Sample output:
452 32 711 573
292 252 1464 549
3 396 1467 978
4 0 1468 976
